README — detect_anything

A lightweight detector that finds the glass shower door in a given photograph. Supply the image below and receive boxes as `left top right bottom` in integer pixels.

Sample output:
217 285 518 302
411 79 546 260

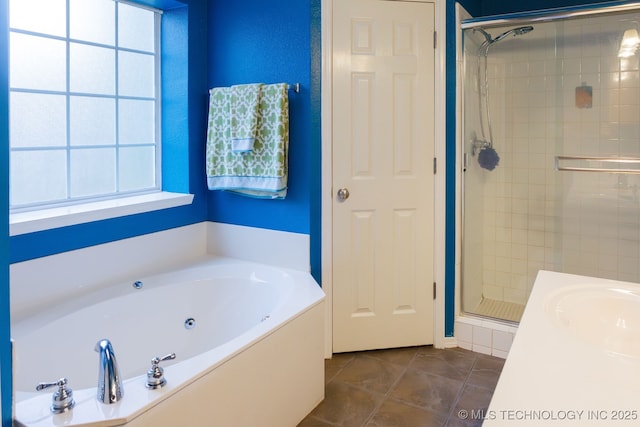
461 8 640 323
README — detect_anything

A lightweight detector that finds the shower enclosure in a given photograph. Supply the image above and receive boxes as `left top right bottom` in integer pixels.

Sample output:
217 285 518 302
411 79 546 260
461 3 640 323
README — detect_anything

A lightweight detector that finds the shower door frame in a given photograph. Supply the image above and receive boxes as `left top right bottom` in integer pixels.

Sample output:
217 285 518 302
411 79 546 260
460 1 640 31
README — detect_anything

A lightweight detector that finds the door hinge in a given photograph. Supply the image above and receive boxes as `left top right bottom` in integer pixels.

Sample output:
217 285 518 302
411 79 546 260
433 31 437 49
433 157 437 174
433 282 437 300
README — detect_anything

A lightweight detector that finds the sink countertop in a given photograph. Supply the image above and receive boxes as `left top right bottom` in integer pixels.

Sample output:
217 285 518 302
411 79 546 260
483 270 640 426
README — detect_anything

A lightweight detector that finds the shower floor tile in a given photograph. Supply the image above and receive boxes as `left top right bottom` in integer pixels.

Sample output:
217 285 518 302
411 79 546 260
298 346 504 427
474 298 525 323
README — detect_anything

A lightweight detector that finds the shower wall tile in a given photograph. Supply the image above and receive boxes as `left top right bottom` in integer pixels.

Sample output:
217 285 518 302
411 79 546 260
484 287 502 301
456 321 473 344
472 325 492 348
492 329 514 354
455 317 517 359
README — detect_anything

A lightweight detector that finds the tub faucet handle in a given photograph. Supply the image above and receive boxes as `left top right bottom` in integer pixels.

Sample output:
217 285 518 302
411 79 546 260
36 377 75 414
146 352 176 389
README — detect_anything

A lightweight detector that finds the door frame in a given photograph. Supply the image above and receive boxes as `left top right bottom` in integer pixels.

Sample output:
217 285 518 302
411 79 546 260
321 0 452 358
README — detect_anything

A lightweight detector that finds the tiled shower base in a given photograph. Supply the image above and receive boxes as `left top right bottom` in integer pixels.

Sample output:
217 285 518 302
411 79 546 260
474 298 524 323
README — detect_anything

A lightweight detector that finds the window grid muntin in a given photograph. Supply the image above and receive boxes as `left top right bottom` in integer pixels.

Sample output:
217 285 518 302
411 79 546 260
9 0 160 211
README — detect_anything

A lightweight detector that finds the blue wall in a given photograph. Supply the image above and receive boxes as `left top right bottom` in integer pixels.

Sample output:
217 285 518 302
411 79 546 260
206 0 317 240
207 0 321 282
309 0 322 281
445 0 468 337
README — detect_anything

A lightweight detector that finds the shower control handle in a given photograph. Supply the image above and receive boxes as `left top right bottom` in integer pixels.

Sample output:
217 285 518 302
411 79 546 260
337 188 350 201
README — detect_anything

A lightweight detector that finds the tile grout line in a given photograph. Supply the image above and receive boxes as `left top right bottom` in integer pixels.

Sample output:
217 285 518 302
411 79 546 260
445 353 482 424
309 354 357 426
358 351 420 426
300 347 504 427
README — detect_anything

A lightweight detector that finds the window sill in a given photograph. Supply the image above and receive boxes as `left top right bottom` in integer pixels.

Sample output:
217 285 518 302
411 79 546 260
9 192 194 236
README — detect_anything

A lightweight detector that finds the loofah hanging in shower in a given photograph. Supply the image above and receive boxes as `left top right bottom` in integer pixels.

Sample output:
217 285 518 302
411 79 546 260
478 146 500 171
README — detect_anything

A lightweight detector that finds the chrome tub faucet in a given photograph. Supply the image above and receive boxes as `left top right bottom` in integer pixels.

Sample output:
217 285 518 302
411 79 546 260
95 339 124 404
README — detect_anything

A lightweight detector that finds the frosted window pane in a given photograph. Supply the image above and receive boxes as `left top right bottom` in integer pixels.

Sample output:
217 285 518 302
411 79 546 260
70 0 115 46
9 0 66 37
70 148 116 197
10 33 66 91
118 52 154 98
119 146 156 191
70 97 116 146
119 3 155 53
119 100 155 144
9 1 160 209
70 43 115 95
10 93 67 148
11 150 67 206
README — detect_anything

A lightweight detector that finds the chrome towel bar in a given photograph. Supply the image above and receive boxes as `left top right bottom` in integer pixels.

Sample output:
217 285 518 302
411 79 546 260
288 83 300 93
555 155 640 174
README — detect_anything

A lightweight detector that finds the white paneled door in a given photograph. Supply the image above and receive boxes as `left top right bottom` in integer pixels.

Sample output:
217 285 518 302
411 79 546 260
332 0 436 352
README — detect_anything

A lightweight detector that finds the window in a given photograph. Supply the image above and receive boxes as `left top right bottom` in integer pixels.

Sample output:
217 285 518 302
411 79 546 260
9 0 161 211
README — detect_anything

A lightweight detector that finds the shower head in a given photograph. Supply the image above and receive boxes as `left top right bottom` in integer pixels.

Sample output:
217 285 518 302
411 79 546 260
475 25 535 52
491 26 535 44
515 25 535 35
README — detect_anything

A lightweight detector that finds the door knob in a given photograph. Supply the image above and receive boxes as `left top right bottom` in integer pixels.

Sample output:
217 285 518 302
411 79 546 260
337 188 350 201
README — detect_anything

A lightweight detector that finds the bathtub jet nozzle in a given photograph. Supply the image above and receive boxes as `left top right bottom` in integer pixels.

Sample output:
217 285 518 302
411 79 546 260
95 339 124 404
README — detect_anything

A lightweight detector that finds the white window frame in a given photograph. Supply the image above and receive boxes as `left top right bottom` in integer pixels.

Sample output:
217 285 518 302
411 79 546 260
8 0 192 235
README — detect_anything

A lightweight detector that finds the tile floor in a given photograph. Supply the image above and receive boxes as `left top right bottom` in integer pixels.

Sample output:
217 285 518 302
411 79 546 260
298 346 504 427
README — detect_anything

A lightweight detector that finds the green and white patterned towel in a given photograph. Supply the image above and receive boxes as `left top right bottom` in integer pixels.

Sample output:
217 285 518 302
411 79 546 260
230 83 263 152
206 83 289 199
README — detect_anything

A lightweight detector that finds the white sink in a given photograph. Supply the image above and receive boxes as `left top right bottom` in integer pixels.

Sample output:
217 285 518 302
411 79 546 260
545 283 640 358
486 272 640 427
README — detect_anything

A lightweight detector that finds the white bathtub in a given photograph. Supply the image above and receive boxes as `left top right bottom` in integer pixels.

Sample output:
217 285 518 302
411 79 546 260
12 256 325 427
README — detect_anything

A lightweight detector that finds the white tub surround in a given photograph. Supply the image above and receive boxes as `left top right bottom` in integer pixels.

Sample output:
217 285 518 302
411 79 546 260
11 223 324 427
11 222 311 321
11 224 209 322
206 222 310 271
485 271 640 426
